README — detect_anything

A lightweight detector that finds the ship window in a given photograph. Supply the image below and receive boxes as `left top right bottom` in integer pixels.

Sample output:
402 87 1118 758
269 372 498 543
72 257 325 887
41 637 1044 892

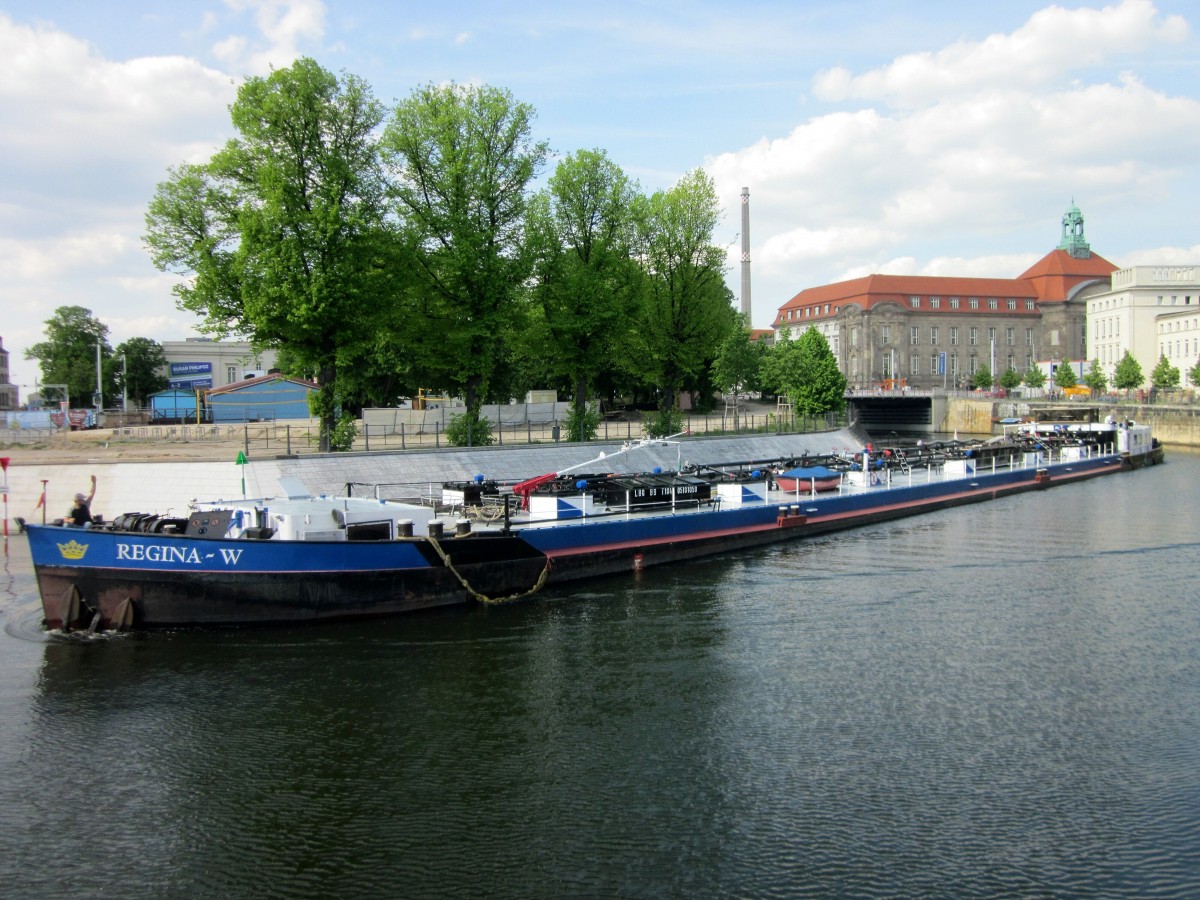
346 521 393 541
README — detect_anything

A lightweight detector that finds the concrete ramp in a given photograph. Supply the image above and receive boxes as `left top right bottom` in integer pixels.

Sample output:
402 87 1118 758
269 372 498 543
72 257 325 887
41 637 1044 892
4 427 867 526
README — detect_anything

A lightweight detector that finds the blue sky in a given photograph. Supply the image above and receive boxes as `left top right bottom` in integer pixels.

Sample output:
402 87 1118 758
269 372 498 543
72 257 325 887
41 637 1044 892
3 0 1199 391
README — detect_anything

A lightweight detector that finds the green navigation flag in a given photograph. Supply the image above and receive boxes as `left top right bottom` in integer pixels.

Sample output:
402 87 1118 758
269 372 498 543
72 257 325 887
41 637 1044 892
236 450 247 498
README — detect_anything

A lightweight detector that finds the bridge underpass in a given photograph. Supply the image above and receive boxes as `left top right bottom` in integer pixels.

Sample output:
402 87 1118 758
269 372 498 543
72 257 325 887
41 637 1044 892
847 393 948 434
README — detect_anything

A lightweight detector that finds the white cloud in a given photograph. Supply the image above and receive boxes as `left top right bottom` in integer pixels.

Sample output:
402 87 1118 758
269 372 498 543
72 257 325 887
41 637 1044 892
0 13 240 384
1122 243 1200 267
219 0 326 73
0 16 234 192
812 0 1188 109
708 1 1200 326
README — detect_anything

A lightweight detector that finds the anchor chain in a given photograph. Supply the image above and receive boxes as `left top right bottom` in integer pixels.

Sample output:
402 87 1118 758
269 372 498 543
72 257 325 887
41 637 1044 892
425 536 552 605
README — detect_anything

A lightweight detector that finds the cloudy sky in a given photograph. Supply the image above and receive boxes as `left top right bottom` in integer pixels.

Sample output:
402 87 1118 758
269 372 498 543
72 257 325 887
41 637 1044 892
3 0 1199 391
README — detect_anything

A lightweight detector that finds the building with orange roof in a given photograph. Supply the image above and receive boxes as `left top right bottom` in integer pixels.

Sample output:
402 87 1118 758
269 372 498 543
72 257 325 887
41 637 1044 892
773 204 1117 388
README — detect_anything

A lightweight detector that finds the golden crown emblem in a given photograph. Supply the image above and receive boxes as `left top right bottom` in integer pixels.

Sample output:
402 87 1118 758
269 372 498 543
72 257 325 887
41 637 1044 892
56 539 89 560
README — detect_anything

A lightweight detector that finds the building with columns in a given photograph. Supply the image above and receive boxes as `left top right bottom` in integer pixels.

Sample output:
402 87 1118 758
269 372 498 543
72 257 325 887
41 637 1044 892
773 204 1117 388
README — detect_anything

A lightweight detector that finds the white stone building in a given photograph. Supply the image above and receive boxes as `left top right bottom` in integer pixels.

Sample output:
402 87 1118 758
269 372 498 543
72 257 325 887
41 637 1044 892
160 339 279 391
1085 266 1200 388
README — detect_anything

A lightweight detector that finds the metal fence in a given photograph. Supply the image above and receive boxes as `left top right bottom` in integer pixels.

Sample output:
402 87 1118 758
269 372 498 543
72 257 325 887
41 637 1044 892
1 410 847 457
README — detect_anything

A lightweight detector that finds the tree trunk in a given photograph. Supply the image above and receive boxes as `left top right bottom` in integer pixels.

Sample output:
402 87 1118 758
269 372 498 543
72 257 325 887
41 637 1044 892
317 364 336 453
574 375 587 441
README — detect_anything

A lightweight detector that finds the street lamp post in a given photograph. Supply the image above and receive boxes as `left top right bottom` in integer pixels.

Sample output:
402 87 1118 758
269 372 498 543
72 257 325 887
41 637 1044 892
95 341 103 417
122 353 128 412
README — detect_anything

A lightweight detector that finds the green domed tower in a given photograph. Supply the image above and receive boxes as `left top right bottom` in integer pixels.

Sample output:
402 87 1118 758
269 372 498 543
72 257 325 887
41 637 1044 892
1058 201 1092 259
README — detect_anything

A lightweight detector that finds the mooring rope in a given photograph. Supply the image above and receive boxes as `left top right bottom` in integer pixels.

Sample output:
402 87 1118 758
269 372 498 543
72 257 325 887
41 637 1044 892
425 535 552 605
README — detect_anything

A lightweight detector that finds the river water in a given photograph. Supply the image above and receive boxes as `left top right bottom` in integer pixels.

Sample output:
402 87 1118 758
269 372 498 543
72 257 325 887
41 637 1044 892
1 451 1198 899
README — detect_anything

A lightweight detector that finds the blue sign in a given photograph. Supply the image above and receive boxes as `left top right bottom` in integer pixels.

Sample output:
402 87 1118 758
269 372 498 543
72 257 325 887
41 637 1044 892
937 352 947 375
168 377 213 390
170 361 213 376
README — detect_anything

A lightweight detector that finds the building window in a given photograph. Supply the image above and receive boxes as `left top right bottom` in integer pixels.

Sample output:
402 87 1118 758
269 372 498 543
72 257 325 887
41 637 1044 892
1026 328 1034 347
1007 299 1017 310
969 327 978 346
930 326 939 344
970 355 979 375
1025 300 1035 310
988 327 997 345
969 298 979 309
226 365 237 383
951 353 959 376
1006 326 1015 346
988 298 998 310
950 326 959 346
881 325 890 343
930 353 939 374
949 297 960 309
910 354 919 376
910 326 920 346
910 296 920 308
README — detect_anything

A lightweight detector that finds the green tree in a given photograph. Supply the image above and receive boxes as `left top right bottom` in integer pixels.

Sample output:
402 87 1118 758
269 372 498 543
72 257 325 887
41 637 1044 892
381 82 548 446
971 364 993 390
1023 365 1047 389
791 327 847 416
999 366 1022 392
1053 362 1077 390
144 58 390 450
1151 355 1180 391
761 327 846 418
114 337 169 408
1112 351 1144 392
1190 358 1200 390
712 319 764 393
526 149 640 441
25 306 117 408
1082 359 1107 395
625 169 737 419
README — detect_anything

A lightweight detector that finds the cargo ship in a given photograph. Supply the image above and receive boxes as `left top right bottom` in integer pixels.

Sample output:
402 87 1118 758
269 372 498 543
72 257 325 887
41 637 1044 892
26 419 1162 632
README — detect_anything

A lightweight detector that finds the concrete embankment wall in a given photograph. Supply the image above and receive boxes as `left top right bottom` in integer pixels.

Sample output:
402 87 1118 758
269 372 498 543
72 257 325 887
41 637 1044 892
1092 404 1200 447
943 399 995 435
943 397 1200 446
3 428 867 532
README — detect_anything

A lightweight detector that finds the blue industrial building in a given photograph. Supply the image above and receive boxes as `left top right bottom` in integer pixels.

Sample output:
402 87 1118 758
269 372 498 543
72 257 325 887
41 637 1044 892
206 374 317 423
149 388 203 422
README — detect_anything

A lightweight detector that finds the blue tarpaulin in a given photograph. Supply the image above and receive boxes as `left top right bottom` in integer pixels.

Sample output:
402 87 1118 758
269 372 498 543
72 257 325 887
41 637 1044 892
779 466 841 479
